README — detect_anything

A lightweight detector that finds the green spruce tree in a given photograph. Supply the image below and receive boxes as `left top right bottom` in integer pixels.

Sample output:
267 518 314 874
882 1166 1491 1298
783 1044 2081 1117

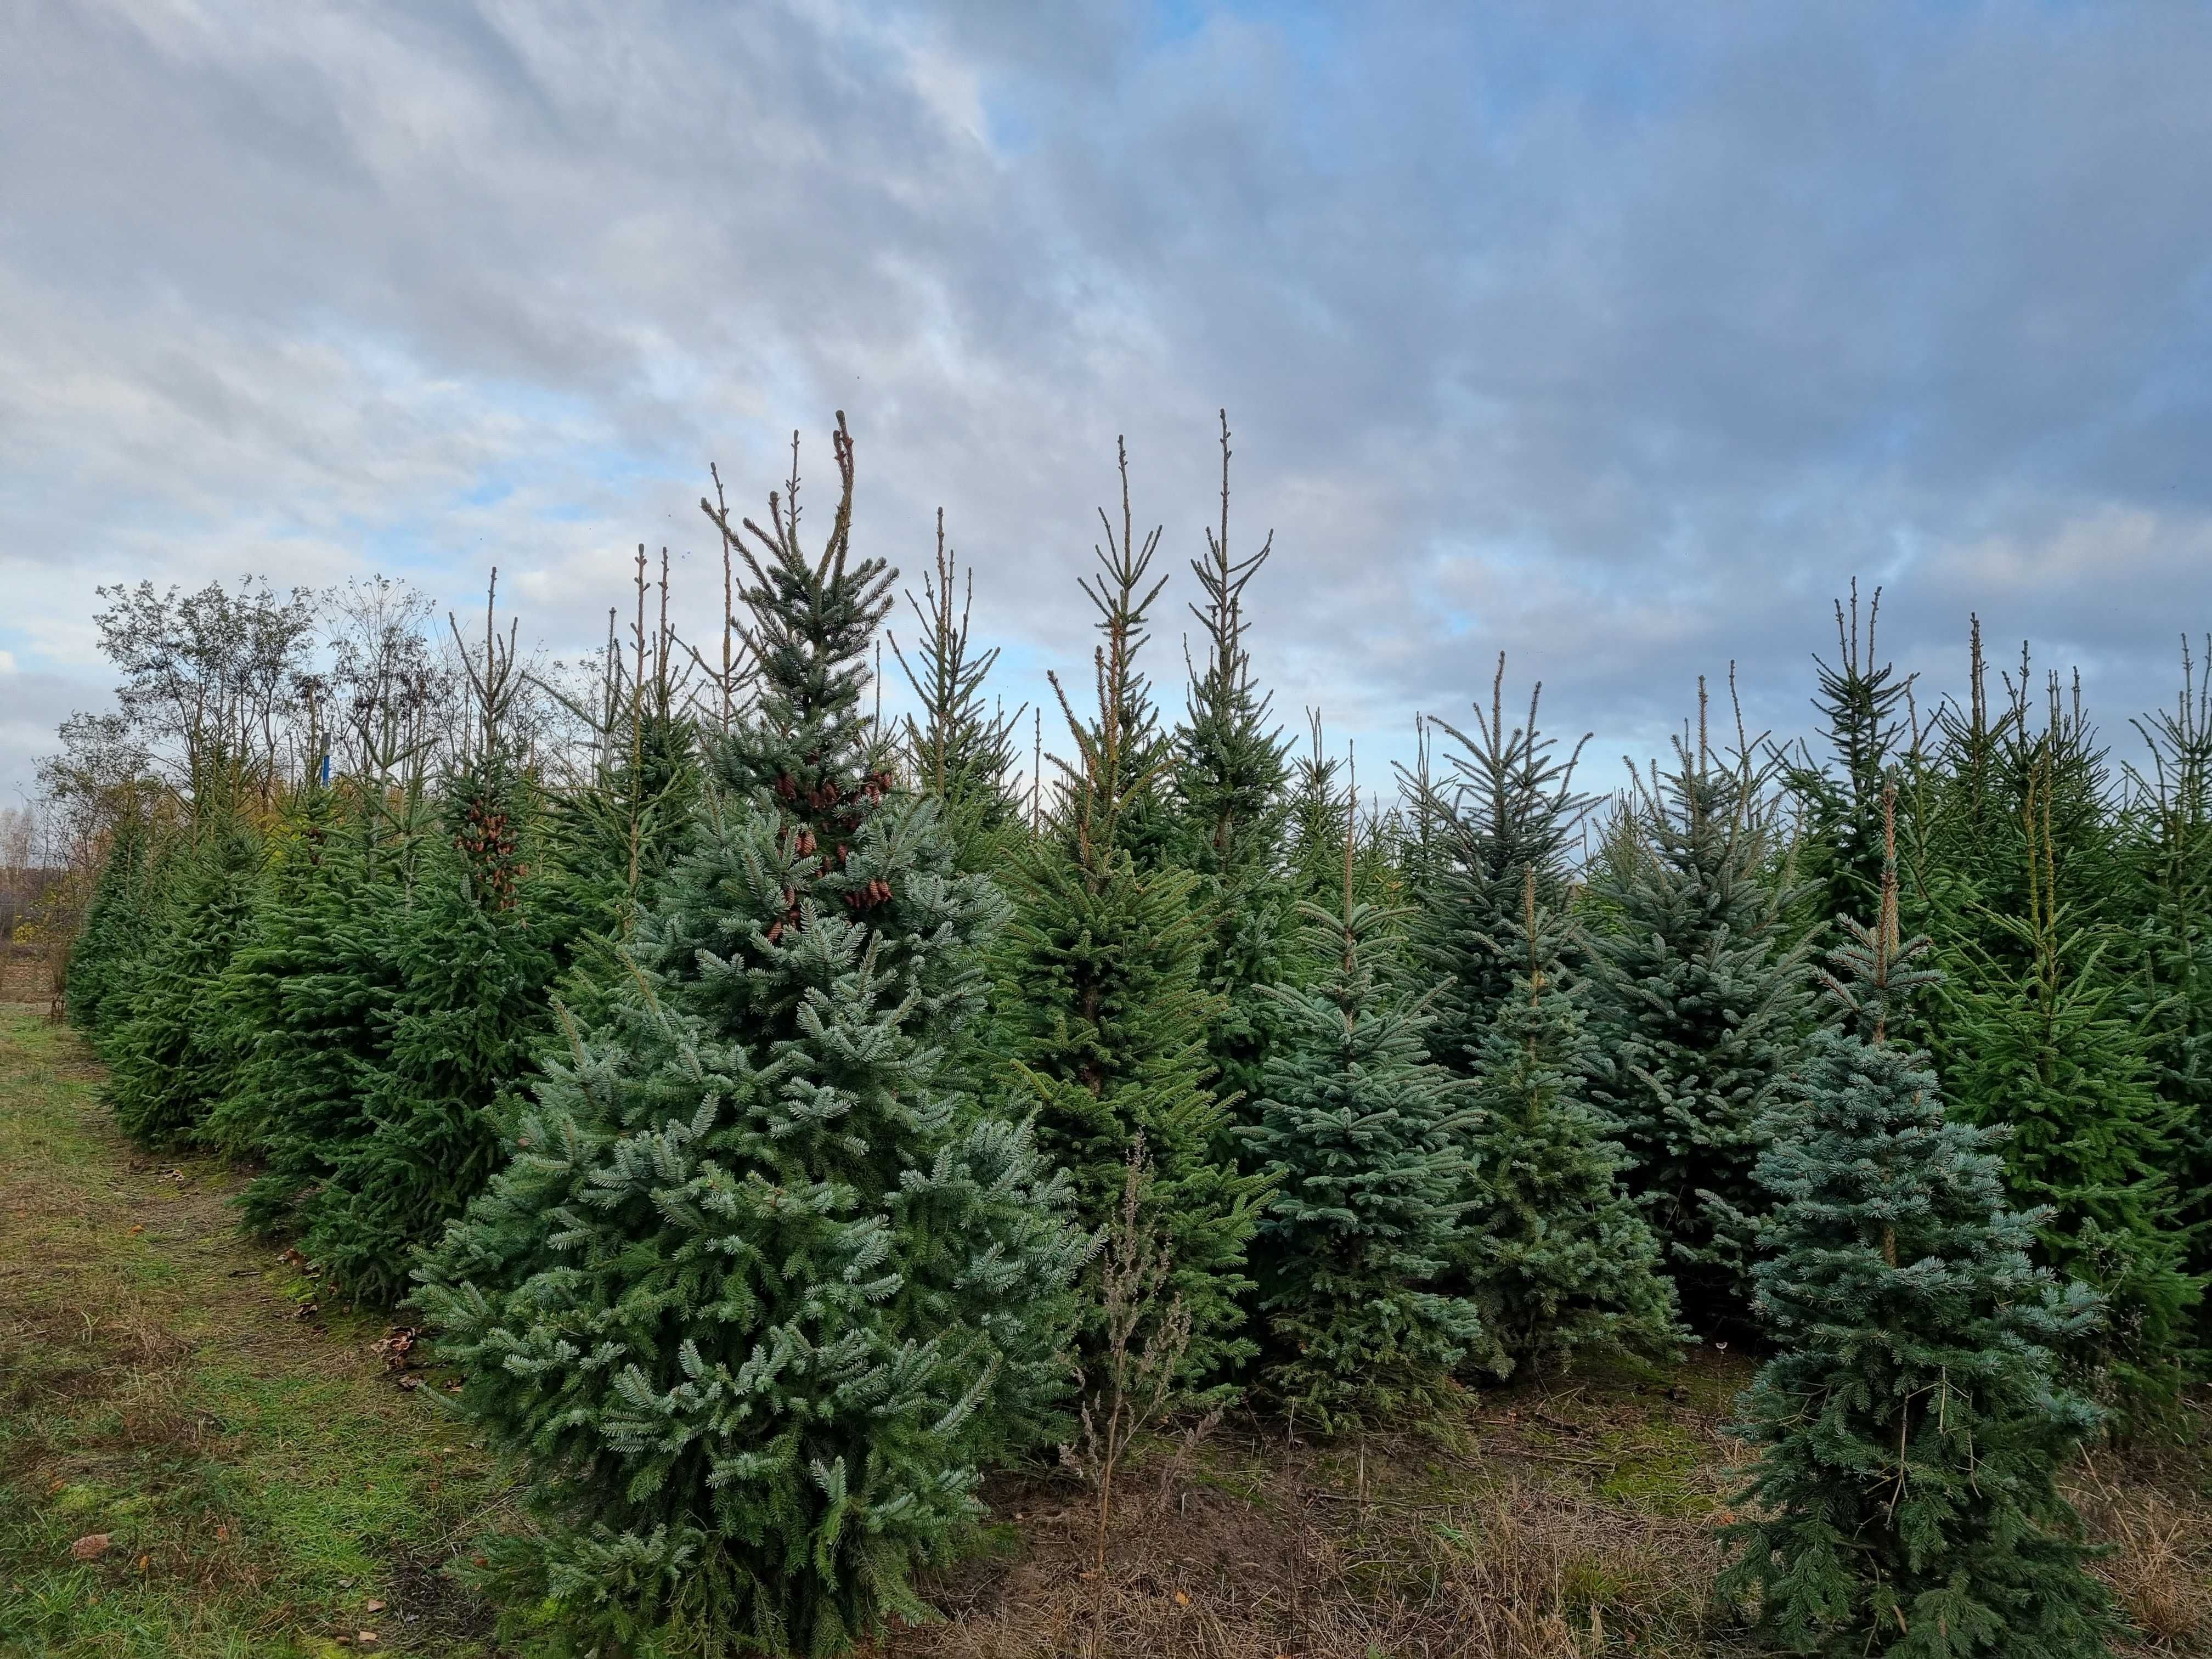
106 802 263 1146
538 549 703 1029
296 587 565 1306
996 437 1267 1391
888 509 1026 873
2123 636 2212 1348
1407 657 1594 1079
1171 413 1294 1111
1584 686 1816 1329
212 781 407 1209
1239 787 1486 1425
1465 871 1682 1374
67 810 159 1047
1285 710 1348 907
414 419 1089 1656
1937 768 2197 1412
1782 582 1912 943
1720 791 2115 1659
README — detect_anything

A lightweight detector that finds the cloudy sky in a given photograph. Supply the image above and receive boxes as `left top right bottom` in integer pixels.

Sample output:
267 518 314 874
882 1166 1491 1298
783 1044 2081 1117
6 0 2212 809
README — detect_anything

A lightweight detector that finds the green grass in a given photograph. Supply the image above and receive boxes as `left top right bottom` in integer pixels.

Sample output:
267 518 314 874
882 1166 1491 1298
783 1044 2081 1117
0 1006 515 1657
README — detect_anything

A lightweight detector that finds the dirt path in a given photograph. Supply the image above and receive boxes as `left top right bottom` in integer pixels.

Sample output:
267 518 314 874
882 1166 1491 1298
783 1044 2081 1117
0 1006 510 1658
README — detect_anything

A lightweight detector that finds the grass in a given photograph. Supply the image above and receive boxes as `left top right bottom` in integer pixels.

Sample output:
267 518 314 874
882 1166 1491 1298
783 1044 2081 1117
3 1001 2208 1658
0 1005 514 1657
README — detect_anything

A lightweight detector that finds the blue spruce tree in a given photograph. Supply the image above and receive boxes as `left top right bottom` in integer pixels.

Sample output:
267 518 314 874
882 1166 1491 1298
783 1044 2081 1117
1721 789 2115 1658
1464 871 1682 1375
414 419 1089 1656
1240 785 1486 1425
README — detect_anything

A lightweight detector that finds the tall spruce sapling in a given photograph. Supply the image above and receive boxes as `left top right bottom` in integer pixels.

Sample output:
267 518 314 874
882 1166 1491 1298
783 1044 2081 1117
106 797 264 1147
414 417 1090 1657
888 509 1026 872
1781 581 1912 945
1583 681 1816 1330
67 810 157 1047
1464 871 1682 1375
213 780 407 1208
1285 710 1347 908
1406 657 1595 1080
1720 789 2116 1659
1937 766 2197 1412
1171 412 1295 1111
538 548 704 1029
298 584 564 1306
2123 636 2212 1343
1240 782 1489 1425
997 436 1268 1392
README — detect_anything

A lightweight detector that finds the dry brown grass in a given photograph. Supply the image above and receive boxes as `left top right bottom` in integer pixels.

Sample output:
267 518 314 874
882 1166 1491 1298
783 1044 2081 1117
2073 1420 2212 1656
880 1364 1752 1659
879 1351 2212 1659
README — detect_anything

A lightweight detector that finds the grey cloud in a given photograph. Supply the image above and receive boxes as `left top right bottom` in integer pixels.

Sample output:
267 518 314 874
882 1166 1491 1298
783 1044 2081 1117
3 0 2210 806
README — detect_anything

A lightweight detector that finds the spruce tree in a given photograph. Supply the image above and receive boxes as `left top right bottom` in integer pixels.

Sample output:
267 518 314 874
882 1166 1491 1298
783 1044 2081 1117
1465 872 1681 1374
1937 771 2197 1411
1284 710 1348 907
539 549 702 1029
1583 690 1816 1329
1239 792 1486 1426
212 782 407 1210
1782 582 1912 942
2123 636 2212 1347
888 509 1025 872
1720 793 2115 1659
66 811 157 1047
106 805 263 1146
996 438 1267 1391
296 590 565 1306
1407 657 1594 1080
415 419 1088 1655
1171 413 1294 1111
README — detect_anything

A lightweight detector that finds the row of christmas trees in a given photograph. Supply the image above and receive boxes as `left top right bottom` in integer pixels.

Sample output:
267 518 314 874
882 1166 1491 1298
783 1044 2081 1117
57 417 2210 1656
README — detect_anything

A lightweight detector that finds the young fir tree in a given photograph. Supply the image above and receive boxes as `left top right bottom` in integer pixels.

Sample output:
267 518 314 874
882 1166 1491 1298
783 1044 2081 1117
888 509 1025 873
996 438 1268 1391
1464 871 1682 1375
1284 710 1347 907
539 548 703 1029
1171 411 1294 1113
1782 582 1912 944
1937 767 2197 1411
106 803 264 1146
297 593 565 1306
1239 786 1487 1426
414 419 1088 1656
2123 637 2212 1345
67 810 157 1047
212 781 407 1207
1583 685 1816 1329
1407 657 1594 1080
1720 792 2115 1659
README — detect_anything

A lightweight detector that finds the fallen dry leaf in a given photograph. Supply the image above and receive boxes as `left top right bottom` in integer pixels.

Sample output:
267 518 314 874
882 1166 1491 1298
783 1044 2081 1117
69 1533 110 1561
358 1632 379 1645
365 1598 385 1612
1173 1589 1191 1607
